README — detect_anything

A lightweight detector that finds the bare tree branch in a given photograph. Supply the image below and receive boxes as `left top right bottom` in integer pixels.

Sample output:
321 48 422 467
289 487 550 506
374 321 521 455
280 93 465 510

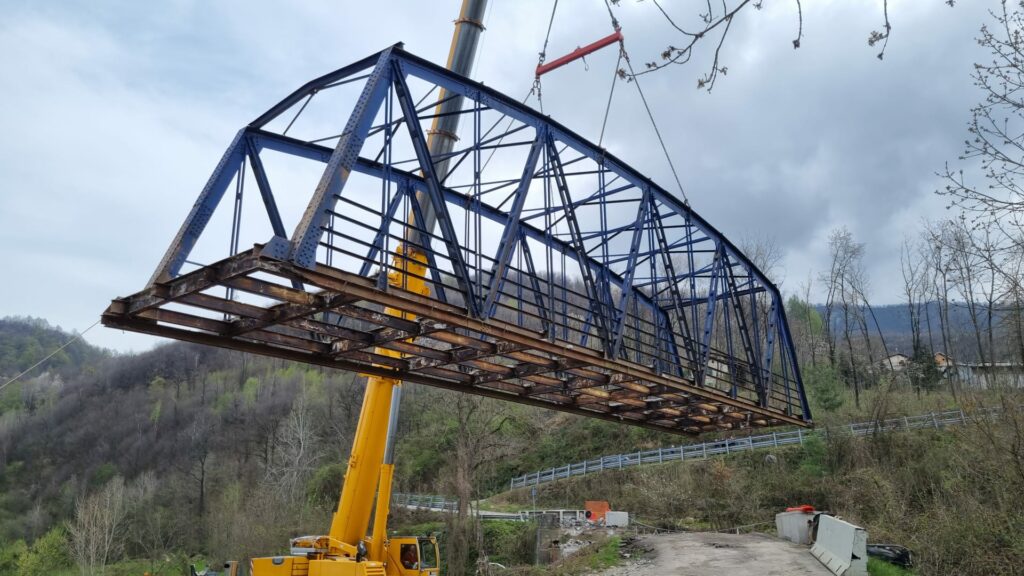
620 0 952 91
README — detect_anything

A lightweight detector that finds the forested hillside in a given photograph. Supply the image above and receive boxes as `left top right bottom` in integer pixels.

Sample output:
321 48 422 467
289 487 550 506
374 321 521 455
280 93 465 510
0 318 108 383
0 282 1019 573
818 302 1009 362
0 317 671 574
1 302 1021 576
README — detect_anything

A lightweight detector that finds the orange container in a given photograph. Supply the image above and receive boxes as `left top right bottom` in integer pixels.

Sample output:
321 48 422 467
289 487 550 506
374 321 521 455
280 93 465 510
585 500 611 523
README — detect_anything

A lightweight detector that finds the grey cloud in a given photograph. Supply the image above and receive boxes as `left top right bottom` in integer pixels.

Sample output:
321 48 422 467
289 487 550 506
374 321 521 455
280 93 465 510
0 0 995 351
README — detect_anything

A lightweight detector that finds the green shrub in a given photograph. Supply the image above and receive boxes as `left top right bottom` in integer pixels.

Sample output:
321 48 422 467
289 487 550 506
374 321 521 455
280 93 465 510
797 434 828 478
482 520 535 566
16 526 69 576
805 364 846 413
89 463 118 488
0 540 27 576
306 463 346 508
588 537 620 570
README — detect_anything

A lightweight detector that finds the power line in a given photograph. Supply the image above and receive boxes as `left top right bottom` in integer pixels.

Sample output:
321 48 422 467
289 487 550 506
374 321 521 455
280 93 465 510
0 320 100 393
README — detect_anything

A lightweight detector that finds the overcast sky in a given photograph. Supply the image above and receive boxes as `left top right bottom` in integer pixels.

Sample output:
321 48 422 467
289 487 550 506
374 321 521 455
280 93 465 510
0 0 993 352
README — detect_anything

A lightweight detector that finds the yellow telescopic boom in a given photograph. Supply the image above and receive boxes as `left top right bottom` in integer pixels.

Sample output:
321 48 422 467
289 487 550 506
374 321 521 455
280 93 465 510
328 0 490 562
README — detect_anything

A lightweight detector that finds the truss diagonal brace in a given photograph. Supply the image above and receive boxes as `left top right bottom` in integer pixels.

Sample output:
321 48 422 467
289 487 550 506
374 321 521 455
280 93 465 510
546 135 613 356
287 48 395 268
698 244 724 387
391 59 481 317
610 187 652 359
484 129 546 318
148 129 247 285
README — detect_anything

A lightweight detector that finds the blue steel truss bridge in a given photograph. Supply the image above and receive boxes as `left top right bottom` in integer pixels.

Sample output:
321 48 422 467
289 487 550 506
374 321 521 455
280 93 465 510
102 46 811 435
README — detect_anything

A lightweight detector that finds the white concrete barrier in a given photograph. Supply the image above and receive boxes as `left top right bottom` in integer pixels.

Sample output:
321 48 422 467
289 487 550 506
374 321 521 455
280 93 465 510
776 510 814 545
605 511 629 527
810 515 867 576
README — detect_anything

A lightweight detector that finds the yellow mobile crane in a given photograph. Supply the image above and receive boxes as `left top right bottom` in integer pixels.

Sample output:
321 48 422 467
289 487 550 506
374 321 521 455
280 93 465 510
249 1 488 575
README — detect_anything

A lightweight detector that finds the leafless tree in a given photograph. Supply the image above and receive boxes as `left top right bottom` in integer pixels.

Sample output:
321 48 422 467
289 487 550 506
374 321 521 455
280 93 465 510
999 246 1024 363
0 410 21 469
739 233 784 286
902 235 951 396
184 417 214 519
819 227 892 406
902 237 928 355
923 222 958 371
26 502 48 542
264 388 323 499
820 230 846 368
838 273 862 407
791 274 820 368
941 218 999 375
940 0 1024 244
68 475 150 576
118 472 179 574
848 266 892 373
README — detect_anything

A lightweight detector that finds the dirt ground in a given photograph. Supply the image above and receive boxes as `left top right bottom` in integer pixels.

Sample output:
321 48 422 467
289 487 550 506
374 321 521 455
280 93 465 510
598 532 832 576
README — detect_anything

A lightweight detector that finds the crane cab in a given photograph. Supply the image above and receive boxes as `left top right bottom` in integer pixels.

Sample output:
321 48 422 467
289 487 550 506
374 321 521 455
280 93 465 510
387 536 440 576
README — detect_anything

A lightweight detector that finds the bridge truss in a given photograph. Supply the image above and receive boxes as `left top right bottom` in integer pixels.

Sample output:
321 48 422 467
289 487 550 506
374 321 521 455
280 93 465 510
103 46 811 434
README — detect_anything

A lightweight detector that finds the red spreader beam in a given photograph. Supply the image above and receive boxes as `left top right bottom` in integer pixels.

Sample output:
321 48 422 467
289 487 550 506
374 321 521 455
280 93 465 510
535 29 623 77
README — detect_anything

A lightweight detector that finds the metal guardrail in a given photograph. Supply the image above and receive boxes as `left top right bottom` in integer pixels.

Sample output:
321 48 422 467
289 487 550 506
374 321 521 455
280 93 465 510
393 492 459 512
509 408 972 489
392 492 590 523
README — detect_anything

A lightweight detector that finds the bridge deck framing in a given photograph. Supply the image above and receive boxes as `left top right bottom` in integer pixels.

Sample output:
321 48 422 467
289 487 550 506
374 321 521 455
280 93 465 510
104 248 806 434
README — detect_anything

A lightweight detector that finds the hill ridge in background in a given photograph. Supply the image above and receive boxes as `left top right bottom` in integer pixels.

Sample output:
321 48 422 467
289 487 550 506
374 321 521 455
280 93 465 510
0 316 109 380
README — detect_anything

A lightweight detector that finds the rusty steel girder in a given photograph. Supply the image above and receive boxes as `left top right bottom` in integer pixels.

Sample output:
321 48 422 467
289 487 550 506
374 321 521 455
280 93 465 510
104 247 806 433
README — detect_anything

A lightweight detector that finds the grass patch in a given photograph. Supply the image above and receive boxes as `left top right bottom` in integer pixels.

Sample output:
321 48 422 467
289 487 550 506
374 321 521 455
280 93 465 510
588 537 621 570
868 557 915 575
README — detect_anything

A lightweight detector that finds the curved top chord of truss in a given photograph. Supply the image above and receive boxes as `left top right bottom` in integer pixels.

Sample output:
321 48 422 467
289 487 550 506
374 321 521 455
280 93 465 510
103 45 811 435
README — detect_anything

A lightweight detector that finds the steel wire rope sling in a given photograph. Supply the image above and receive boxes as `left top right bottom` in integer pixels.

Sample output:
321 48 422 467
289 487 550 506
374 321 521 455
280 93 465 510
528 0 688 204
601 0 689 204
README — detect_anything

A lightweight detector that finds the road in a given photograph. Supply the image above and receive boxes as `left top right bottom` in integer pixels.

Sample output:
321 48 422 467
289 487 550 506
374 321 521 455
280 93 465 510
599 532 832 576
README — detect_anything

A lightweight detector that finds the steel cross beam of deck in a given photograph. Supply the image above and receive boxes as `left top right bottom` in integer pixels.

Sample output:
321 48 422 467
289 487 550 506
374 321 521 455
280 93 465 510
104 46 812 435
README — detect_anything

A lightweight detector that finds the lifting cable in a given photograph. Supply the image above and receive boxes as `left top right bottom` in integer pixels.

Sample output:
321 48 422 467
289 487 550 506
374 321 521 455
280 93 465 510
533 0 689 205
0 320 100 393
622 47 689 205
601 0 689 205
598 49 623 148
531 0 560 112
